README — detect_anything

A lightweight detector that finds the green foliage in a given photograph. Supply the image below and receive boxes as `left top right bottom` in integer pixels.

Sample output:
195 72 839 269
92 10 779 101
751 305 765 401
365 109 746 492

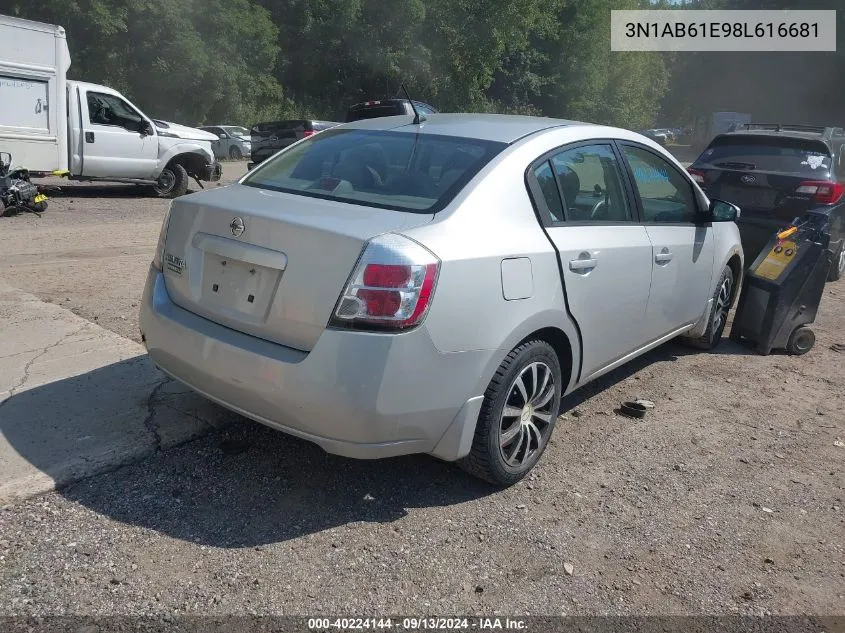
10 0 838 130
6 0 286 125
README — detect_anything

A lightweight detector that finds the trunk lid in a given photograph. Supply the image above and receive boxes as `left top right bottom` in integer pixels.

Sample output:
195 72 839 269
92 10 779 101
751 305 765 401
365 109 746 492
162 183 434 351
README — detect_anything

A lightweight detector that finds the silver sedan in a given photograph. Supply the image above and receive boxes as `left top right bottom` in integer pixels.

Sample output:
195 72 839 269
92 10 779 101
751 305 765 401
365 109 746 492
140 113 744 486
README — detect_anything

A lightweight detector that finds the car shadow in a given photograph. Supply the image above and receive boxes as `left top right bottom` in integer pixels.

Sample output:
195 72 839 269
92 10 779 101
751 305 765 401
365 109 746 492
34 183 202 199
1 357 495 548
2 335 755 549
35 183 152 198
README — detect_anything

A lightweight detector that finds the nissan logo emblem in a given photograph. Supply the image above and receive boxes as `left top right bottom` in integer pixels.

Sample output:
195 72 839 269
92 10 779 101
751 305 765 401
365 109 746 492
230 217 245 237
741 174 756 184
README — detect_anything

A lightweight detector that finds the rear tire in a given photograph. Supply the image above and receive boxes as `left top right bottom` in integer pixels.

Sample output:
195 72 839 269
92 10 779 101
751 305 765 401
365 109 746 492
458 340 562 487
153 163 189 198
828 242 844 282
786 326 815 355
683 265 735 350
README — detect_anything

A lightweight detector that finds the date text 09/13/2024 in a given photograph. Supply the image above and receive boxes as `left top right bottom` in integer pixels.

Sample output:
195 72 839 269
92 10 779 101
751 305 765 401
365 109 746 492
624 22 819 39
308 618 528 631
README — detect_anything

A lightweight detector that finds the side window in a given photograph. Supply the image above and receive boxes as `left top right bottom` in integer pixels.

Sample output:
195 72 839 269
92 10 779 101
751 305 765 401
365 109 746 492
550 144 632 222
87 92 145 133
532 161 564 221
622 145 697 223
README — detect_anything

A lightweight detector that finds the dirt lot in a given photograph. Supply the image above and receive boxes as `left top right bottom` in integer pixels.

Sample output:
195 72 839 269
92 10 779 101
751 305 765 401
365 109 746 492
0 160 843 617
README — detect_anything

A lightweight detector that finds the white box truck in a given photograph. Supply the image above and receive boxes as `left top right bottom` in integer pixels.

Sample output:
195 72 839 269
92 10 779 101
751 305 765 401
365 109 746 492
0 14 221 197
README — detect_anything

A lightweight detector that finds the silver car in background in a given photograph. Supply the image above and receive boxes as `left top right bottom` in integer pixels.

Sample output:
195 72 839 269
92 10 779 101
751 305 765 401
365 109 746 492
199 125 251 160
140 114 743 486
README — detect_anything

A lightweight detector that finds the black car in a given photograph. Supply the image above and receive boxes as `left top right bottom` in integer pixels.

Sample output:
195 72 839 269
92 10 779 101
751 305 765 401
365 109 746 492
248 119 340 169
345 99 438 122
689 124 845 281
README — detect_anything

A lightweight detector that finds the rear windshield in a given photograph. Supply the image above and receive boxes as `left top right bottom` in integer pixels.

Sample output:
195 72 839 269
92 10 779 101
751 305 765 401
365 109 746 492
697 135 832 175
346 105 404 122
241 128 506 213
251 121 306 135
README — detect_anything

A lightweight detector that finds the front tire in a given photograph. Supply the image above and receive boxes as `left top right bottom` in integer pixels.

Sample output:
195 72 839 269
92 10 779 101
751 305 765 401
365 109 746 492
828 242 844 282
684 265 735 350
458 340 562 487
153 163 189 198
229 146 243 160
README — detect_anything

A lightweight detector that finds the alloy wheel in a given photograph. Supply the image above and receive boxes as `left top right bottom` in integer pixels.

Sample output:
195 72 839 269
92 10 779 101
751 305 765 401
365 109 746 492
499 362 557 467
713 274 733 334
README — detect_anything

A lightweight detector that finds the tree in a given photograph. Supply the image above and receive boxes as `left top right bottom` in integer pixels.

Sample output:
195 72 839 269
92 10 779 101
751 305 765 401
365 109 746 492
6 0 287 125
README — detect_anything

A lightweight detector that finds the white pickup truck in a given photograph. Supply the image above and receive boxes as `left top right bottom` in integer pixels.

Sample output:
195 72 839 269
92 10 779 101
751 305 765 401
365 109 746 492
0 14 221 197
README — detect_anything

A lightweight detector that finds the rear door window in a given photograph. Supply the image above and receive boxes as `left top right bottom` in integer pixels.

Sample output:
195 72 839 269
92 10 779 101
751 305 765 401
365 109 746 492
697 135 833 176
242 128 505 213
550 144 632 222
532 162 564 221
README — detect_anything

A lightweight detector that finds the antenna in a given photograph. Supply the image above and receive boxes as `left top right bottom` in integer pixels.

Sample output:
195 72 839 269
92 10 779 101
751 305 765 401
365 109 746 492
400 83 425 125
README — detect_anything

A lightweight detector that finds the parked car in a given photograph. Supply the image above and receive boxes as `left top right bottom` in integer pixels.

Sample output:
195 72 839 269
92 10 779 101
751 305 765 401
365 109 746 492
345 99 438 122
248 119 340 168
198 126 252 160
689 123 845 281
140 114 743 486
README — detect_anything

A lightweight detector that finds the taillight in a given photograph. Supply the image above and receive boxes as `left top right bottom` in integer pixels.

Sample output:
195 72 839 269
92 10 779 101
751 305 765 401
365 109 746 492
795 180 845 204
329 234 440 332
302 129 315 138
687 167 706 185
152 203 172 271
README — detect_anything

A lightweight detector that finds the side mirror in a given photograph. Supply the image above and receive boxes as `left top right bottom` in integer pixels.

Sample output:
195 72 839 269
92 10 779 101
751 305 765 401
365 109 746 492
140 122 154 136
218 133 227 139
709 198 741 222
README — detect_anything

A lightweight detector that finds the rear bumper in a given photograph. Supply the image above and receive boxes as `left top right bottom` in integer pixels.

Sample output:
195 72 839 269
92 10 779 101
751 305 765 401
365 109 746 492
138 266 490 460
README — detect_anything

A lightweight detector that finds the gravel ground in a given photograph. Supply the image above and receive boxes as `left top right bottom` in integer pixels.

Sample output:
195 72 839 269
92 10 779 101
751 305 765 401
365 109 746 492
0 160 843 617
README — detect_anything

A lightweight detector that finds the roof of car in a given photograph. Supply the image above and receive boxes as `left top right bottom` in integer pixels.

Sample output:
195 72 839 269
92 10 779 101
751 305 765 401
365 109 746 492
339 113 586 144
719 124 845 144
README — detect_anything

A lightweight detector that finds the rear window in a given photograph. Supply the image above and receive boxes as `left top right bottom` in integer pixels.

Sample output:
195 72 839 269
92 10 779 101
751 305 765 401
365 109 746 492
346 104 404 122
697 135 833 175
241 128 506 213
251 121 305 135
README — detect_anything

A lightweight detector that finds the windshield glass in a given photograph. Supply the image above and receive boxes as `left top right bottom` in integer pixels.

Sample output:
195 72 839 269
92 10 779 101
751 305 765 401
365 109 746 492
222 126 249 137
241 128 506 213
698 135 832 175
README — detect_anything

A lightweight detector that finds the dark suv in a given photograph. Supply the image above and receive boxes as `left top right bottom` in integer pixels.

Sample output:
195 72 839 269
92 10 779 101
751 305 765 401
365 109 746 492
345 99 438 122
248 119 340 169
689 124 845 281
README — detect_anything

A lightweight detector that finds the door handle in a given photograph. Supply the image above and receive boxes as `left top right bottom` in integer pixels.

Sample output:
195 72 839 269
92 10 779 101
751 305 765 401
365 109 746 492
655 248 673 264
569 257 598 272
85 131 95 143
